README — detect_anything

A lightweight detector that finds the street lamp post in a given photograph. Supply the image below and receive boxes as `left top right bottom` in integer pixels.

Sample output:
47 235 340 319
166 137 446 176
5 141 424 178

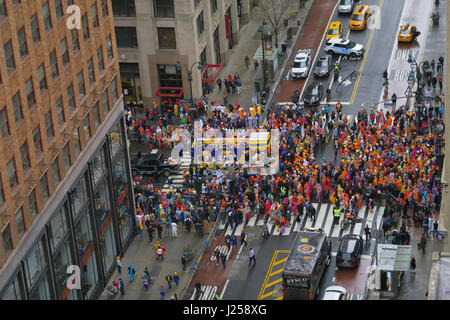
258 19 267 93
176 61 204 111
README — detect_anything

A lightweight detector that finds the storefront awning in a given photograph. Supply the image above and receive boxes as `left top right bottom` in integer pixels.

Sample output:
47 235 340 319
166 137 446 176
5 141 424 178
155 87 184 98
201 64 222 83
377 244 412 271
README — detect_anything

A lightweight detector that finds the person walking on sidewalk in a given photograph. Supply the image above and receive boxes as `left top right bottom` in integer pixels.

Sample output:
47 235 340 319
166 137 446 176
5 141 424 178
160 284 166 299
165 274 173 289
236 80 242 95
240 229 248 246
142 274 150 291
116 256 122 274
194 280 203 300
225 235 231 252
217 78 222 92
181 255 187 272
220 252 227 270
433 219 439 239
245 56 250 70
419 234 427 254
410 256 416 275
423 220 429 237
171 221 178 237
253 59 259 69
128 265 136 281
364 224 371 243
173 272 179 286
438 74 443 92
231 235 238 250
119 278 125 296
249 248 256 266
214 248 221 266
147 225 154 242
157 221 163 239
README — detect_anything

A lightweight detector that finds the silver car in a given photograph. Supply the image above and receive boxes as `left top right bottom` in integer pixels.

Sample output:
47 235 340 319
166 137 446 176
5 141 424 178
338 0 355 14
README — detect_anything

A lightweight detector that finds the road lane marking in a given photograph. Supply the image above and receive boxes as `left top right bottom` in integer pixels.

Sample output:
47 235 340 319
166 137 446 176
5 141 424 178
265 278 283 288
257 250 278 300
272 257 288 267
350 0 385 104
260 289 280 300
269 268 283 277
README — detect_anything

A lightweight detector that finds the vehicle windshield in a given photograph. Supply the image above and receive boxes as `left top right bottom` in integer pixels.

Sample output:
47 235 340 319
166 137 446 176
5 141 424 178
312 88 318 95
317 60 328 67
400 29 411 35
294 61 307 68
351 14 364 21
346 41 356 49
340 0 351 4
328 29 339 35
342 239 357 253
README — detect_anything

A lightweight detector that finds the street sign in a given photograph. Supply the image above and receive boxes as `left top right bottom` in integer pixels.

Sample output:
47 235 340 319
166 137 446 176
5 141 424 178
179 99 192 103
384 102 393 106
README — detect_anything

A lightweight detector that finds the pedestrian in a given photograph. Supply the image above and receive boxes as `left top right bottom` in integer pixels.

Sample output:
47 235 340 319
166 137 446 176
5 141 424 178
432 76 437 89
144 267 150 279
181 255 187 272
333 207 341 226
157 246 164 261
147 225 153 242
310 204 316 223
225 235 231 251
433 219 439 239
119 278 125 296
431 59 435 73
419 234 427 254
382 218 389 238
142 275 150 291
240 229 248 246
236 80 242 94
128 265 136 281
410 256 416 274
423 221 429 237
214 247 221 266
165 274 173 289
438 74 443 92
217 78 222 91
173 272 179 286
116 256 122 274
160 284 166 299
391 93 397 107
383 69 388 80
244 56 250 70
220 252 227 269
364 224 371 242
231 235 238 249
157 221 163 239
249 248 256 266
171 221 178 237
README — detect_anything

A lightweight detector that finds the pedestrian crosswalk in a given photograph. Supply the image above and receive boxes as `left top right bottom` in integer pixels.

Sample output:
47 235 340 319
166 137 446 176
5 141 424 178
218 203 386 239
161 155 191 193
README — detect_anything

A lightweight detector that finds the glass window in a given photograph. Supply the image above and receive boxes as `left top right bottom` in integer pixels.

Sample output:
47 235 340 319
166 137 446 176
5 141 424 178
29 189 38 220
115 27 138 48
40 173 49 202
71 175 87 218
93 102 100 128
29 271 51 300
101 0 109 17
111 77 118 101
45 112 54 139
20 141 31 171
83 116 90 142
0 177 4 204
73 126 81 157
61 38 69 65
102 89 109 114
12 92 23 122
18 27 28 58
158 64 182 87
38 64 47 92
92 148 105 185
98 214 117 275
53 240 77 300
42 2 52 31
153 0 174 18
87 58 95 85
78 71 85 99
62 143 71 173
12 0 21 6
74 208 93 260
49 50 58 78
1 275 23 300
67 83 75 112
211 0 217 14
157 27 176 50
80 248 99 299
97 47 104 72
82 14 89 40
112 0 136 17
0 1 6 18
0 107 10 138
54 0 63 19
7 158 18 189
4 41 15 73
30 14 40 43
33 127 43 156
15 207 25 237
197 11 204 39
110 121 123 156
93 180 111 227
106 35 113 60
2 224 13 258
56 97 64 126
48 206 67 252
24 238 47 289
71 29 80 53
91 3 99 28
26 78 36 107
52 159 60 187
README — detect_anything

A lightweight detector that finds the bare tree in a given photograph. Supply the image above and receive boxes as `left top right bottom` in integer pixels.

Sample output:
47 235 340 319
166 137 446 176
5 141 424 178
256 0 296 48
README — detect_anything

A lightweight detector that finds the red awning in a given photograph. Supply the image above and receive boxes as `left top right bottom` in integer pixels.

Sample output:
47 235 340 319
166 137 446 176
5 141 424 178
155 87 184 98
201 64 222 83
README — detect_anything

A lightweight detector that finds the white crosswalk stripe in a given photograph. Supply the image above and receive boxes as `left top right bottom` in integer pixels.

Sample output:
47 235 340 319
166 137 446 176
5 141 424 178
346 293 364 300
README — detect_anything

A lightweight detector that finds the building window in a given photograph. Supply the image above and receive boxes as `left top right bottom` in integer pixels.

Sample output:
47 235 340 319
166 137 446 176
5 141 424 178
20 141 31 172
33 127 43 156
54 0 63 19
153 0 174 18
12 92 23 122
97 47 104 72
40 173 49 201
213 26 221 64
29 189 38 220
91 3 99 28
55 97 64 126
0 178 4 204
93 102 100 128
18 27 28 58
77 71 85 98
71 29 80 53
42 2 52 31
2 225 13 258
48 206 67 252
61 38 69 65
71 176 87 218
101 0 108 17
30 14 40 43
102 89 109 114
83 116 90 141
45 112 54 139
25 78 36 108
194 0 202 7
158 64 182 88
92 149 106 185
106 35 113 59
38 64 47 92
67 83 75 112
73 126 81 156
49 50 59 78
0 1 6 18
4 41 15 73
24 239 47 289
0 107 10 138
52 159 60 187
113 0 136 17
87 58 95 85
82 14 89 40
115 27 138 48
111 77 118 101
15 207 25 237
157 27 176 50
210 0 217 14
7 158 18 189
62 143 70 172
0 274 23 300
12 0 21 7
197 11 204 39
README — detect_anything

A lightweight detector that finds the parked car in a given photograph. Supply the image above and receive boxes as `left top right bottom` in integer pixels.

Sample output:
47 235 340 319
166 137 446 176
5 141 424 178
290 50 312 79
314 55 332 78
324 38 365 58
338 0 356 14
303 84 323 107
131 150 180 177
322 286 347 300
336 234 363 268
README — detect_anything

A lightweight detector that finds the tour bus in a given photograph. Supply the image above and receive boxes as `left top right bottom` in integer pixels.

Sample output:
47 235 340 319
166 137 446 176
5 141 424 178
282 229 332 300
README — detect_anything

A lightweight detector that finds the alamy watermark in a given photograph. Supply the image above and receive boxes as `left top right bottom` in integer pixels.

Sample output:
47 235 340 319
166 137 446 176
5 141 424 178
66 5 81 30
66 265 81 290
170 122 280 176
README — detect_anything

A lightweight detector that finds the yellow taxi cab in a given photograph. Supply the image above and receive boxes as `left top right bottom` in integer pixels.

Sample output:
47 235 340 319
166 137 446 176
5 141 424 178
327 21 343 40
398 24 420 43
349 4 372 30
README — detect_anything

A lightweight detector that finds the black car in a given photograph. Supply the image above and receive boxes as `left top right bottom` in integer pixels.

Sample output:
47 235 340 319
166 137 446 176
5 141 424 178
336 234 363 268
314 55 332 78
303 84 324 107
131 150 180 177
